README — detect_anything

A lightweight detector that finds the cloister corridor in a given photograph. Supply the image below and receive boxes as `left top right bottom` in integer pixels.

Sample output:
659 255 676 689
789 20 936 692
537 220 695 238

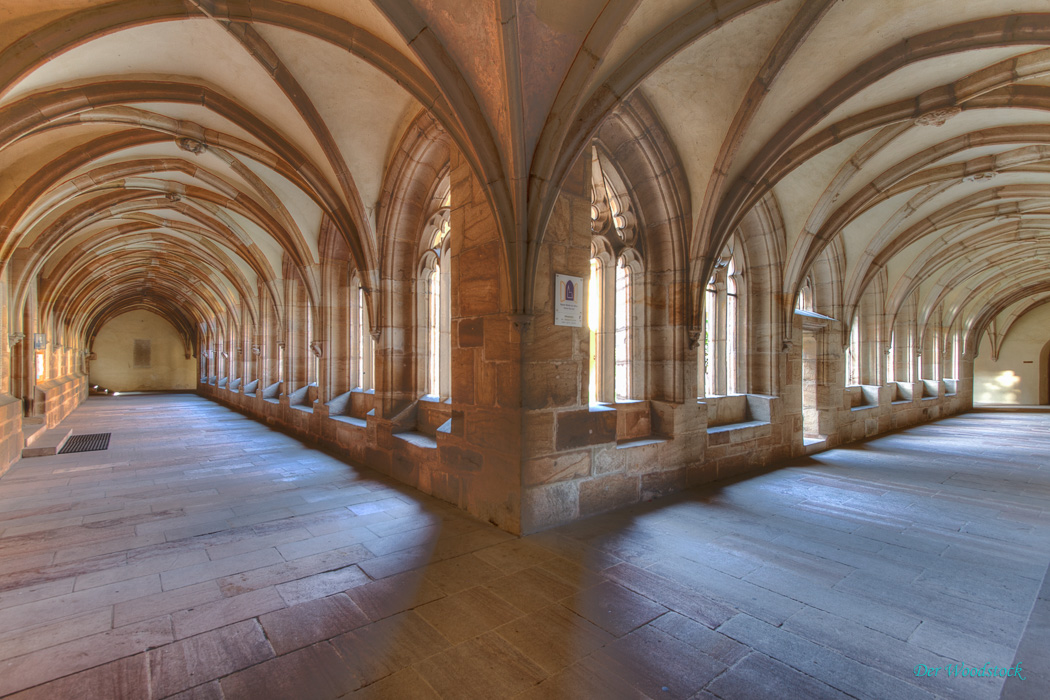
0 394 1044 699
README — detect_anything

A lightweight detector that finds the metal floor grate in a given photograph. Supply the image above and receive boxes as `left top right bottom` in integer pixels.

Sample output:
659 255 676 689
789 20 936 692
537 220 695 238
59 433 111 454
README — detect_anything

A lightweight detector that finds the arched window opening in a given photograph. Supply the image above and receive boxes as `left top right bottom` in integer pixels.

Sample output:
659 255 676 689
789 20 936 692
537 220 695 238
886 332 896 383
349 273 374 391
796 278 813 312
614 257 632 401
588 255 602 405
704 278 716 396
419 184 451 401
949 332 959 379
846 315 860 386
427 260 442 397
701 245 741 397
306 304 318 384
727 270 738 395
588 146 644 404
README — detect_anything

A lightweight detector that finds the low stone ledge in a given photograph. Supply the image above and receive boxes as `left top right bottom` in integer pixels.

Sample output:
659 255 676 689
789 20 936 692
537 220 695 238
330 415 367 428
707 420 772 445
616 437 668 450
394 431 438 449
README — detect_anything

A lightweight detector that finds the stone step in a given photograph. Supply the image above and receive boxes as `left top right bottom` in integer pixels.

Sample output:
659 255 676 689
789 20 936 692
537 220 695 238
22 428 72 458
22 419 46 448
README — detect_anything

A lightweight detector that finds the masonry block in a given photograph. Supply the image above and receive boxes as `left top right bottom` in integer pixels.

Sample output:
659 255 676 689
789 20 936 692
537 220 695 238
555 406 616 451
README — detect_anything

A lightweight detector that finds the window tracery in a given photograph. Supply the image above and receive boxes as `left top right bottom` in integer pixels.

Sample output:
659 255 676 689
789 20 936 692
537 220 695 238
419 183 451 400
588 146 643 403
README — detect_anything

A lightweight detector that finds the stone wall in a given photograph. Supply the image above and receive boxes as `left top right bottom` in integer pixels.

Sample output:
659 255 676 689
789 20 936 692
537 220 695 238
0 394 22 478
200 148 525 533
35 373 88 428
89 310 196 391
197 152 975 536
974 303 1050 405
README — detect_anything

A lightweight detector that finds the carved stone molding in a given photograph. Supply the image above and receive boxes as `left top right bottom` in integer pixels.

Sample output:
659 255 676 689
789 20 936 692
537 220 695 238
962 171 996 183
509 314 532 333
914 106 961 127
176 137 207 154
8 333 24 348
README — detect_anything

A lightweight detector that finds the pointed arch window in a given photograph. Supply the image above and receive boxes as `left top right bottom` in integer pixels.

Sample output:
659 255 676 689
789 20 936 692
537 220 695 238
349 272 373 390
701 244 742 397
588 146 644 404
846 314 860 386
419 191 451 400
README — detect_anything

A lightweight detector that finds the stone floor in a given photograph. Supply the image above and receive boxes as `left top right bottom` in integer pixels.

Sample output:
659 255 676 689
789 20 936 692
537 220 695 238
0 395 1047 699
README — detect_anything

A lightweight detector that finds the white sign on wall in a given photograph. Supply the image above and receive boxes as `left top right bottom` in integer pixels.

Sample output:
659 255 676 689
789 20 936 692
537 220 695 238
554 274 584 327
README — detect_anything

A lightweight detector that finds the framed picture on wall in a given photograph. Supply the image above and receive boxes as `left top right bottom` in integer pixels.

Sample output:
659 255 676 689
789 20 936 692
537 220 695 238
33 333 46 350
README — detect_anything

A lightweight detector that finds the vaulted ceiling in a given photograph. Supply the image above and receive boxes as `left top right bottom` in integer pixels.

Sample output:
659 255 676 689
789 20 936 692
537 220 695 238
1 0 1047 354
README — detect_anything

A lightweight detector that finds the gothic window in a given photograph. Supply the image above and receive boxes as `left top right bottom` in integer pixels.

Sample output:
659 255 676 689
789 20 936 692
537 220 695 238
704 278 716 395
349 272 373 390
796 278 813 312
886 332 896 383
846 314 860 386
701 243 742 397
588 146 643 404
727 259 739 395
419 189 451 399
614 258 632 400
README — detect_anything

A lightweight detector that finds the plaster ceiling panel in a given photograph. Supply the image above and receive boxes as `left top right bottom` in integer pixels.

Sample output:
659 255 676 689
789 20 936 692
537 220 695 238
253 24 420 219
838 193 910 285
0 123 119 202
239 152 324 265
895 170 1050 225
738 0 1049 180
771 133 868 255
298 0 424 71
1 19 335 187
120 172 231 199
884 238 930 295
66 143 260 196
640 0 803 228
131 103 267 152
227 209 285 277
828 109 1050 205
42 225 205 279
205 237 258 288
803 47 1037 143
931 144 1034 168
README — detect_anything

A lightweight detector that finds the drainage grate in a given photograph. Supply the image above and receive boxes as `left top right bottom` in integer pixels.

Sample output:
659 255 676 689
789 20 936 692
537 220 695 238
59 433 111 454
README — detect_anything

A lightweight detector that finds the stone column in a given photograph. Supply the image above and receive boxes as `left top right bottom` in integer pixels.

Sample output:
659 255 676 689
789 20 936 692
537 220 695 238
434 147 523 532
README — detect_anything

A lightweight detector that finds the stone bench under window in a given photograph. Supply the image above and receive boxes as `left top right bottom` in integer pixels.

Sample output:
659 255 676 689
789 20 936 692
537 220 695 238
288 384 317 412
327 388 373 427
262 381 282 403
703 394 774 444
847 384 879 412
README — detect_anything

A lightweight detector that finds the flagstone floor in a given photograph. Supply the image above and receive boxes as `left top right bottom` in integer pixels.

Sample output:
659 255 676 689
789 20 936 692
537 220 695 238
0 395 1046 699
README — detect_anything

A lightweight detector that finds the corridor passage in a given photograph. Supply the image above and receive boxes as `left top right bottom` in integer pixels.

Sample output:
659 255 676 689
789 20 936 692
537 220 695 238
0 395 1047 699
